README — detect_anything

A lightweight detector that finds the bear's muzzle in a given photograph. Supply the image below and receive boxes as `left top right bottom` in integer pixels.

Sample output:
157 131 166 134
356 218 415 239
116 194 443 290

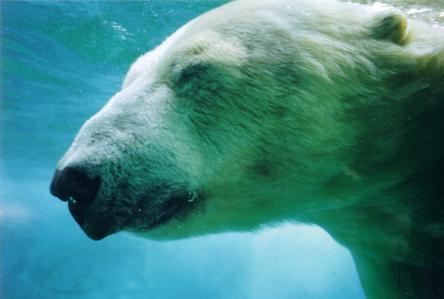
50 165 202 240
50 166 111 240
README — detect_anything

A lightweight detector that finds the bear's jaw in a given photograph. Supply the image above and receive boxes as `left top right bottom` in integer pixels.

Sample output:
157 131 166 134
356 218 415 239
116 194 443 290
66 189 202 241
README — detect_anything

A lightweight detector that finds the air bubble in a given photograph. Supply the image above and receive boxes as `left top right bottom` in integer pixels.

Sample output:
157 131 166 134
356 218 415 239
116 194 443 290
187 191 198 202
69 196 77 204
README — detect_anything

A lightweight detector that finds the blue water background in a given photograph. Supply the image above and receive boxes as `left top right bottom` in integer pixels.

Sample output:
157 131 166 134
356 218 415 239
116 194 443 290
4 0 441 298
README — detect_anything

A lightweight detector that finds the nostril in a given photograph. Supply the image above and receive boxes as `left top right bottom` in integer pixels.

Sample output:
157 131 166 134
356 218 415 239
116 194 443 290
50 166 101 206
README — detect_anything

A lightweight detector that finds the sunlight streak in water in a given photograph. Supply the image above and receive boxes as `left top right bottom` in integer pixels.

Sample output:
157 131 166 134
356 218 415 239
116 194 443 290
0 203 31 222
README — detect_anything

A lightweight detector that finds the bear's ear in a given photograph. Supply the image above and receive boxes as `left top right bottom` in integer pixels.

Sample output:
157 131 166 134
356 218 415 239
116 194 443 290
370 8 409 45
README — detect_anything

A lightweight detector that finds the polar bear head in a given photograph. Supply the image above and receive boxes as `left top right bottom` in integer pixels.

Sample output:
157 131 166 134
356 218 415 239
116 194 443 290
50 0 437 240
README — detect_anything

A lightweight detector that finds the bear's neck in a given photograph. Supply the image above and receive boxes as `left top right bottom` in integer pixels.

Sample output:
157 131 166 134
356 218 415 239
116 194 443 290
308 73 442 241
292 77 443 298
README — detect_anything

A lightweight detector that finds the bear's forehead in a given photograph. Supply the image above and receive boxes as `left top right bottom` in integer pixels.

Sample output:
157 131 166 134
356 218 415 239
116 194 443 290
124 0 415 91
168 30 248 68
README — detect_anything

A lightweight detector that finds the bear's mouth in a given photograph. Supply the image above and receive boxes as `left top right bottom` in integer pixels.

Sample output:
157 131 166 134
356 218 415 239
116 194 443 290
138 190 202 231
67 190 201 240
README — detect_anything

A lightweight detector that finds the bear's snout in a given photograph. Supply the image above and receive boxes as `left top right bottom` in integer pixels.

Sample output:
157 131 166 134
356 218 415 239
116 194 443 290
50 164 202 240
50 166 112 240
50 166 101 206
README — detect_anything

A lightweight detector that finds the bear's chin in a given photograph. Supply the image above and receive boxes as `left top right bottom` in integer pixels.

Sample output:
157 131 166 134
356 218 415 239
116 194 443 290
68 202 117 240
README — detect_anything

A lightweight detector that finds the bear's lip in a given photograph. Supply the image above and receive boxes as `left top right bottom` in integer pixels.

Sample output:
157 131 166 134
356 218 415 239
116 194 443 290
142 190 202 231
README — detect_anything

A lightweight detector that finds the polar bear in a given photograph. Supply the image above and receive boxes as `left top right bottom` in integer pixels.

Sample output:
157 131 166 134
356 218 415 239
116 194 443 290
50 0 444 298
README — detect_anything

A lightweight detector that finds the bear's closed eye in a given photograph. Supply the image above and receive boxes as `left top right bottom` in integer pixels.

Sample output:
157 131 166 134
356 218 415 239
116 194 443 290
175 62 212 85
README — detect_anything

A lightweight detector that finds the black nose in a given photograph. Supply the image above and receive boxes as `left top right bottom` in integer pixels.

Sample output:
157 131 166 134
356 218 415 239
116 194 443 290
50 166 101 206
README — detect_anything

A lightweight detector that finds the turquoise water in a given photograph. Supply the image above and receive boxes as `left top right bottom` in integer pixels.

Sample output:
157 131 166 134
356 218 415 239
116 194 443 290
1 1 441 298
